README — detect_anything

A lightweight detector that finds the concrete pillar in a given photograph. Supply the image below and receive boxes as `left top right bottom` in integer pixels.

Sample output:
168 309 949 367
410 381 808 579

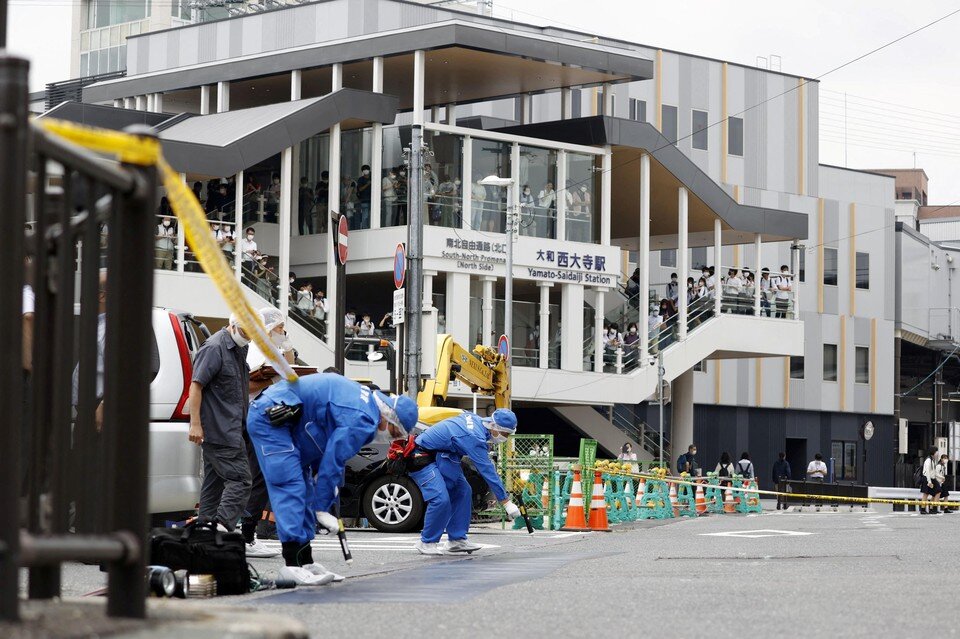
791 240 800 317
123 97 134 110
145 94 154 112
217 81 230 112
279 148 293 320
200 85 211 115
446 102 457 125
325 63 343 349
135 95 146 111
430 105 440 124
639 153 651 364
371 57 384 229
561 283 584 371
561 87 572 120
520 94 532 124
538 282 552 369
291 69 302 100
234 170 244 277
601 146 611 246
754 234 762 315
556 150 567 240
714 218 722 317
593 289 605 372
481 276 495 346
446 272 471 345
672 369 695 462
153 93 163 112
113 98 122 108
601 83 612 116
678 186 689 339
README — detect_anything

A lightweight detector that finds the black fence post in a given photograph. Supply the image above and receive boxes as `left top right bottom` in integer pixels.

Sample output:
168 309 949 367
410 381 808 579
103 126 157 619
0 53 29 622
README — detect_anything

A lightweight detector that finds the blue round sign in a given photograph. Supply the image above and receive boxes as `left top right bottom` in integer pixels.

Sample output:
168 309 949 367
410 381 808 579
393 243 406 289
497 334 509 361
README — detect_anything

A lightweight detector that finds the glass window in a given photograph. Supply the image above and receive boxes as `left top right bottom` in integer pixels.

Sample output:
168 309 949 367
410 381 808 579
80 53 89 78
831 441 857 481
855 346 869 384
661 105 678 144
691 247 708 270
790 356 804 379
471 138 511 234
693 360 706 373
660 249 677 268
339 128 373 230
629 98 646 122
381 126 409 227
110 26 120 47
90 29 101 51
89 50 99 75
119 45 127 71
80 31 90 51
823 344 837 382
108 46 119 73
856 252 869 289
728 116 744 156
294 132 330 235
98 50 108 76
823 247 838 286
518 145 558 239
425 130 463 229
571 88 582 119
692 109 708 150
564 151 598 243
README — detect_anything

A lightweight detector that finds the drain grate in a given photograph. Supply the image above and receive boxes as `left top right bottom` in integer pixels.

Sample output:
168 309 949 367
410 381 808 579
262 552 614 605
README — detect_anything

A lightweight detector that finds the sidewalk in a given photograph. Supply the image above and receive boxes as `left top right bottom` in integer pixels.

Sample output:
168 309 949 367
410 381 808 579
0 598 307 639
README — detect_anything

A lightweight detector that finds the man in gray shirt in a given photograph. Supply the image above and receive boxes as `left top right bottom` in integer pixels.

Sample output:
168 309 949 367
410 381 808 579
188 314 252 531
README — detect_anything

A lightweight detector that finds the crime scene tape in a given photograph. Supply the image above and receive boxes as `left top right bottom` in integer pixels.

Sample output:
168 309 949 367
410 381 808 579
584 466 960 509
36 118 297 383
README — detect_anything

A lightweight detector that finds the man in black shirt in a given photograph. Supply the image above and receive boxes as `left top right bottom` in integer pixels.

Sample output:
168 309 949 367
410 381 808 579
772 452 792 510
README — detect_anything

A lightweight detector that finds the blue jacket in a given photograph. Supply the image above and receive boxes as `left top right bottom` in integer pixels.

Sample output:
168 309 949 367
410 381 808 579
415 412 508 502
259 373 380 511
772 459 792 483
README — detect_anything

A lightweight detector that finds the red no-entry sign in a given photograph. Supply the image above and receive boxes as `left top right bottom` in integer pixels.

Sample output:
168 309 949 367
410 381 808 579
393 243 406 289
337 215 349 265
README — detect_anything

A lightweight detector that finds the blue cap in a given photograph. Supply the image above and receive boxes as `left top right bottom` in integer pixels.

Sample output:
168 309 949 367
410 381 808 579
374 391 419 437
487 408 518 433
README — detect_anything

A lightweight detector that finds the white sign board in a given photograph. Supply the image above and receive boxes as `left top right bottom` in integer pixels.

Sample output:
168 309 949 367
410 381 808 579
392 288 405 325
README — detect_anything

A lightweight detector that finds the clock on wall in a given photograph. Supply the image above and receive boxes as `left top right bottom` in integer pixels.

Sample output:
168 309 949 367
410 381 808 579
860 421 875 441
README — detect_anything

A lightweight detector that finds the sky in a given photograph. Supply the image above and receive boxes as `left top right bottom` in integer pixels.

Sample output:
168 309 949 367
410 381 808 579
8 0 960 203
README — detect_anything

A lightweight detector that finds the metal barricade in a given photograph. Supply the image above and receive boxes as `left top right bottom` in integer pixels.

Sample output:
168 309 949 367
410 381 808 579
0 55 156 620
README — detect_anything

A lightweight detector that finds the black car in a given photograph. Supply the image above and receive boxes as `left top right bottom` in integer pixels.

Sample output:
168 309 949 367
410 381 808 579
338 443 492 533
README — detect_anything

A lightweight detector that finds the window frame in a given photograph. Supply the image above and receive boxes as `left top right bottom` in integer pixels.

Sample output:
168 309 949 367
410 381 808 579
728 116 744 157
823 246 838 287
691 109 709 151
790 355 805 380
823 344 838 382
855 251 869 290
660 249 677 268
855 346 869 384
831 440 858 481
629 98 647 123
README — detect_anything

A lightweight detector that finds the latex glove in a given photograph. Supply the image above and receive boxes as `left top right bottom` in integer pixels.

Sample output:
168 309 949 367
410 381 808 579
316 511 339 535
503 501 521 522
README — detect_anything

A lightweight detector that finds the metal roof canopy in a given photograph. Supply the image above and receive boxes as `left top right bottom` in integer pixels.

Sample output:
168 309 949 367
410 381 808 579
498 116 809 248
159 88 398 177
83 22 653 105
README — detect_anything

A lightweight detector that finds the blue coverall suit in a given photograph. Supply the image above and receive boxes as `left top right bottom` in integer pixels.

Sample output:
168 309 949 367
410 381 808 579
409 412 508 543
246 373 380 545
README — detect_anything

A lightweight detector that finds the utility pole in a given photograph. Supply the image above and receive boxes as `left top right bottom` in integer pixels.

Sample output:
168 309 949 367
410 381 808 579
658 352 665 467
404 124 424 398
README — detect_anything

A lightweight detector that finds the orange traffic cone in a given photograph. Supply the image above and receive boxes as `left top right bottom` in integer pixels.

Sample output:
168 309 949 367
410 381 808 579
587 471 612 532
695 484 707 515
562 470 589 531
723 487 736 513
635 477 646 503
541 478 550 509
669 482 679 518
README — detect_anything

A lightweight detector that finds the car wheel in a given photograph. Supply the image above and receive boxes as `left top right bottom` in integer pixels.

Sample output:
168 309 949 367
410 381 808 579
363 475 423 533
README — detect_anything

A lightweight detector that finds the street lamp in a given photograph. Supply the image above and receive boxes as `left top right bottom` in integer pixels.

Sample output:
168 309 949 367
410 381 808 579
480 174 516 402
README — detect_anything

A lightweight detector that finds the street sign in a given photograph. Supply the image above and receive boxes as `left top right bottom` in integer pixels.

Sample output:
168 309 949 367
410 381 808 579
337 215 349 265
392 288 405 325
393 243 406 289
497 334 509 361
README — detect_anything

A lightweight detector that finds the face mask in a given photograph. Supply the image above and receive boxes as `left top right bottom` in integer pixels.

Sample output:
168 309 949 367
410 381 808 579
270 331 285 348
230 326 250 348
581 186 587 192
630 327 637 333
247 234 254 240
399 171 406 177
389 173 396 179
490 431 508 445
162 220 171 227
523 189 530 195
454 179 461 185
691 450 697 456
362 170 370 176
212 225 220 231
363 317 371 323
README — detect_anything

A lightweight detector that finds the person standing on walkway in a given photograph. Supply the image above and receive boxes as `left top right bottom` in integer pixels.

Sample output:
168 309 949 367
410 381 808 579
735 452 755 479
772 452 792 510
188 314 253 531
920 446 940 515
677 444 699 475
806 453 828 481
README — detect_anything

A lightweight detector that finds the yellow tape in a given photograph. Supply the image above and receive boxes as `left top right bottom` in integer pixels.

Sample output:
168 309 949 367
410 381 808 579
37 118 297 382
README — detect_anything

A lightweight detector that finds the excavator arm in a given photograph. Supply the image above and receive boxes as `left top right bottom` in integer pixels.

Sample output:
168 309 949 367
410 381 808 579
417 334 511 409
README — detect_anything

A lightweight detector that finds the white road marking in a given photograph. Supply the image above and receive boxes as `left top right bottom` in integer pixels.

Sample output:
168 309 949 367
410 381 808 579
545 532 592 539
700 529 814 538
258 538 501 551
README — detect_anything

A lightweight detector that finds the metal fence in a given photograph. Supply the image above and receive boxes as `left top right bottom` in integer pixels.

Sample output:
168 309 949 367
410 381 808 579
0 55 156 620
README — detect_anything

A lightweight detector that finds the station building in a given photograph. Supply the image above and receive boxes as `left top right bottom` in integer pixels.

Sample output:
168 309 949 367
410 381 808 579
62 0 901 485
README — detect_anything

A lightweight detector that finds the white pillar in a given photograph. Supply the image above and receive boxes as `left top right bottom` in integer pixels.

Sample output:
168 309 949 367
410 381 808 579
601 83 612 116
461 136 472 230
481 276 495 346
521 94 532 124
593 289 605 372
561 283 584 371
371 56 384 230
291 69 302 100
446 103 457 125
135 95 146 111
279 148 293 320
714 218 722 317
678 186 689 340
561 87 572 120
672 369 695 461
639 153 651 364
538 282 552 369
113 98 122 108
413 50 425 125
177 172 187 274
123 97 134 110
556 150 567 240
200 85 211 115
234 170 244 277
446 272 471 345
430 105 440 124
217 81 230 113
145 94 154 112
601 146 612 246
153 93 163 112
325 64 343 349
754 234 762 316
791 240 801 318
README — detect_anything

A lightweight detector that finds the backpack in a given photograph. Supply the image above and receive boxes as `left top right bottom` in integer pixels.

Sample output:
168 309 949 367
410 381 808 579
718 463 731 478
737 460 753 479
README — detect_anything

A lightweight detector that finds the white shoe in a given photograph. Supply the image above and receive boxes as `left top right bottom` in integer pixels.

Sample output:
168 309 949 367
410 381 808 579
415 540 444 556
245 539 279 559
278 565 334 586
303 562 343 583
442 539 482 554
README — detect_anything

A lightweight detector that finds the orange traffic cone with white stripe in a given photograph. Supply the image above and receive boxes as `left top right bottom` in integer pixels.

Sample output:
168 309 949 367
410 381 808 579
695 483 707 515
561 469 589 531
723 487 736 513
635 476 646 503
669 482 679 518
541 478 550 509
587 471 612 532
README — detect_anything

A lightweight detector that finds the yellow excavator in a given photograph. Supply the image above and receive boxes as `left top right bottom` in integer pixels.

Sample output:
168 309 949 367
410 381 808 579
416 334 510 425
